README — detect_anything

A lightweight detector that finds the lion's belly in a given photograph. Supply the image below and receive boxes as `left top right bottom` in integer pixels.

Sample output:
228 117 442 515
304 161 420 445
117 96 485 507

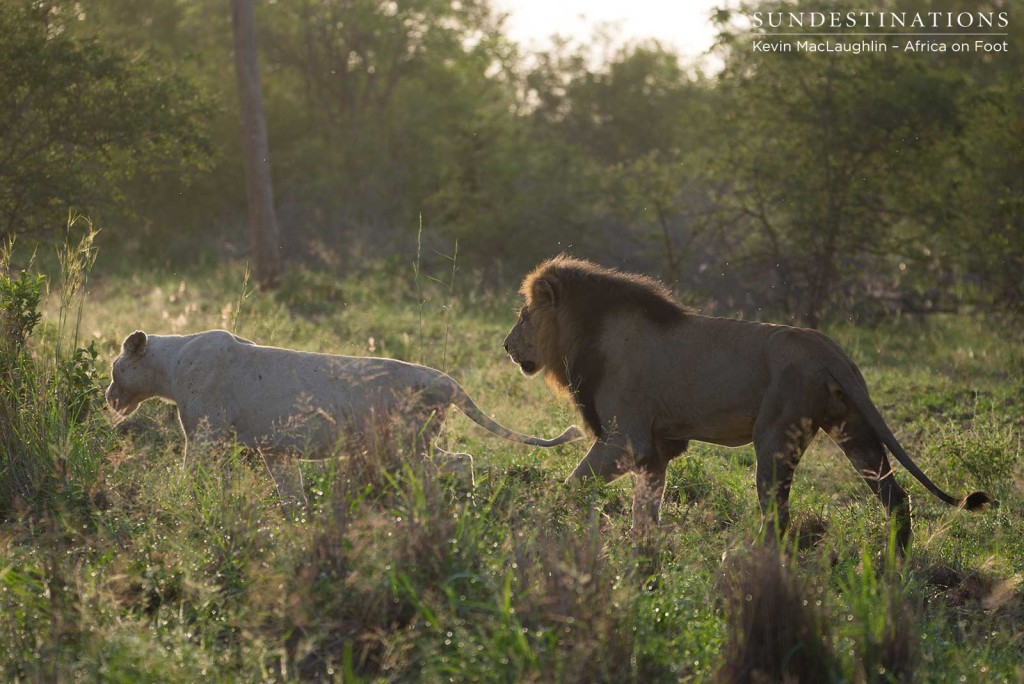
656 411 755 448
634 319 770 448
651 385 759 447
696 432 754 448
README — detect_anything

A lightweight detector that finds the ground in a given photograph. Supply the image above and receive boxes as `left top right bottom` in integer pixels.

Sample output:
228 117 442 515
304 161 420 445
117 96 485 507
2 253 1022 681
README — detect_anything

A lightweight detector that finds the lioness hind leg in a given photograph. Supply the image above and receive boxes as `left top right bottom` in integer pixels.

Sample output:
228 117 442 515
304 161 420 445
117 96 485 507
405 410 474 485
430 446 475 486
827 414 912 554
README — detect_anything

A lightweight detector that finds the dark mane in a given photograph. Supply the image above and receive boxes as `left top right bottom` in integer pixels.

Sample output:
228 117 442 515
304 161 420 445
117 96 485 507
528 256 688 328
522 256 687 436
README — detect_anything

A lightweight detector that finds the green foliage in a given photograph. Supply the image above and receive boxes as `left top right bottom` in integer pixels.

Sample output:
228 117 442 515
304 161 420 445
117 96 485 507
2 256 1022 680
255 0 575 268
0 226 111 520
931 416 1020 501
710 0 963 324
0 262 44 352
716 548 839 683
3 0 1022 675
0 2 214 240
947 77 1024 311
837 549 918 682
13 0 1015 320
527 40 718 283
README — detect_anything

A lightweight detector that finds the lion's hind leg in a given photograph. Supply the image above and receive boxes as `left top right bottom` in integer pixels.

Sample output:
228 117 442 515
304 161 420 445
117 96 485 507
826 412 912 554
752 369 825 547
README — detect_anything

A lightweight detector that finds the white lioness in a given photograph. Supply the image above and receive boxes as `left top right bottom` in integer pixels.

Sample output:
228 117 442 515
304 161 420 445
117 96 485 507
106 329 583 504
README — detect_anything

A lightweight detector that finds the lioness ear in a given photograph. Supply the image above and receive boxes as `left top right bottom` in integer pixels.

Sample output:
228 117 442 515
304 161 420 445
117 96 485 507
123 330 148 357
532 278 558 308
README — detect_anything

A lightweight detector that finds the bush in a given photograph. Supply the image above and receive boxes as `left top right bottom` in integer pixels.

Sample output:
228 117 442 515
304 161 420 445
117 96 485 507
0 2 214 240
0 228 112 519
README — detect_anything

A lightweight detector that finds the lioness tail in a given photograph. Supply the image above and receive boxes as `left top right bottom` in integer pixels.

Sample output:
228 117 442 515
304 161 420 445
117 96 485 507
449 382 584 447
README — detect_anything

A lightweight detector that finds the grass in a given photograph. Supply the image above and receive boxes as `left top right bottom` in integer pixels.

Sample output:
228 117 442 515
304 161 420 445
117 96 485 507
1 237 1023 681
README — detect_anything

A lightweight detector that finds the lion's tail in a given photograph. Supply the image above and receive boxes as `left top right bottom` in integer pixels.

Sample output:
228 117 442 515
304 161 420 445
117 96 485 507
448 381 585 447
829 363 992 511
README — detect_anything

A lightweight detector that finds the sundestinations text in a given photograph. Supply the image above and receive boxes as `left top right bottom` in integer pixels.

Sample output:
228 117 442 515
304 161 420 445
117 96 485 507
751 11 1009 30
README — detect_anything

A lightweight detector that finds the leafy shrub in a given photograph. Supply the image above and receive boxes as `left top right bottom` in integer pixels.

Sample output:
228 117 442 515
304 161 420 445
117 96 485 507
0 268 44 353
0 228 111 519
278 424 483 678
0 2 214 240
510 517 638 683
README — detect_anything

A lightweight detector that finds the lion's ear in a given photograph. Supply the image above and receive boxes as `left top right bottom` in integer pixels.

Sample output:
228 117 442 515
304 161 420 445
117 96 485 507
532 278 558 308
123 330 148 357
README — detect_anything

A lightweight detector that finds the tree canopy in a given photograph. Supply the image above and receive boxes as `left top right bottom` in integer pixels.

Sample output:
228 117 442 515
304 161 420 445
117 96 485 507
3 0 1021 320
0 2 214 241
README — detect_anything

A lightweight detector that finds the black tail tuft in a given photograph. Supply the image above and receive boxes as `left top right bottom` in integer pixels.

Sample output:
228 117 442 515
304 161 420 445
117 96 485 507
959 491 994 511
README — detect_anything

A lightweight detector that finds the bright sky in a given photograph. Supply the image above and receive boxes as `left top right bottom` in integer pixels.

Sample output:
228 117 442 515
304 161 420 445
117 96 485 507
495 0 723 62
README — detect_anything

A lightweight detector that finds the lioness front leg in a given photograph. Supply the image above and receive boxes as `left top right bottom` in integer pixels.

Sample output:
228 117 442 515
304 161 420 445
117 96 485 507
179 411 231 469
261 451 307 513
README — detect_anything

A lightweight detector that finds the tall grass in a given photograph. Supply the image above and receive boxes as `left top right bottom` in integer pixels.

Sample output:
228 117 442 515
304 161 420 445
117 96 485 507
1 241 1021 681
838 549 918 683
0 220 117 681
716 548 839 683
0 221 110 520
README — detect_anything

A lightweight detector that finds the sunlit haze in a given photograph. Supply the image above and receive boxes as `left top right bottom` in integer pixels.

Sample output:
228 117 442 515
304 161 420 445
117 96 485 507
494 0 723 62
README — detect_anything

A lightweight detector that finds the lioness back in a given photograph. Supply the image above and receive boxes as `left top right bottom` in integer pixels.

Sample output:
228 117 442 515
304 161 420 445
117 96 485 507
173 336 453 445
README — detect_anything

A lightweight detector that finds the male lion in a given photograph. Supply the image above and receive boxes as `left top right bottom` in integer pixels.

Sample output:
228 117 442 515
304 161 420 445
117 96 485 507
107 329 583 505
503 256 990 551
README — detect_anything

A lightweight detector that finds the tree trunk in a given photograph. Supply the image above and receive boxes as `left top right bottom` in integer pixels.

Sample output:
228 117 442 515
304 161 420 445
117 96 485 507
804 225 839 330
655 206 681 287
231 0 281 289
